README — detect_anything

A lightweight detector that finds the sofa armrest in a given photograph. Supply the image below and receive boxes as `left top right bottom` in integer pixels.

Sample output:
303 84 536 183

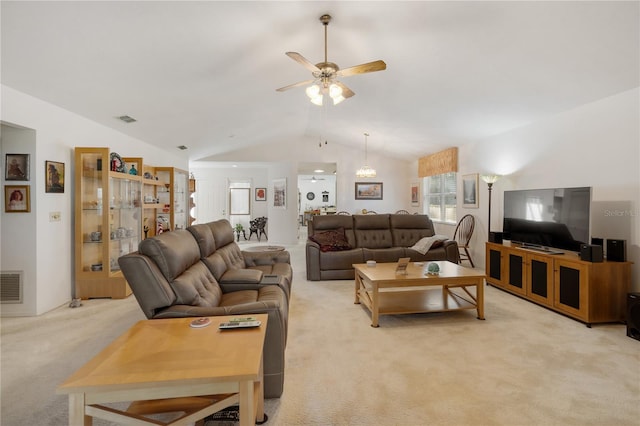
219 274 290 302
219 268 263 284
242 250 291 266
442 240 461 263
305 241 321 281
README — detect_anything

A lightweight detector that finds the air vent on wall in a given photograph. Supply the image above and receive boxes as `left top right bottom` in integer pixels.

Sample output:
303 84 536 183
1 271 23 303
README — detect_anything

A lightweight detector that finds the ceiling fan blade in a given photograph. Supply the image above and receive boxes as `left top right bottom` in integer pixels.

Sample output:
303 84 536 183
335 81 355 99
286 52 320 73
276 79 316 92
337 60 387 77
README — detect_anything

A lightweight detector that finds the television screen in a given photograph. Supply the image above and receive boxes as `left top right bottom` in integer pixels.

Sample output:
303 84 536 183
503 187 591 252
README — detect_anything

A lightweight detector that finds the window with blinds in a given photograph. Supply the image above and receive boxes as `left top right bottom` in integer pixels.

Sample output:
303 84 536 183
426 172 457 223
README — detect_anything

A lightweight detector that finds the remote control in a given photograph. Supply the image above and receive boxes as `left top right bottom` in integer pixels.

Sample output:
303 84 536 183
219 320 261 329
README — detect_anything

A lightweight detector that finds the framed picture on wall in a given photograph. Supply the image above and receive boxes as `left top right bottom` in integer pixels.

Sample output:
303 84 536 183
255 187 267 201
462 173 479 208
410 181 421 207
5 185 30 212
273 178 286 209
45 161 65 193
355 182 383 200
5 154 29 181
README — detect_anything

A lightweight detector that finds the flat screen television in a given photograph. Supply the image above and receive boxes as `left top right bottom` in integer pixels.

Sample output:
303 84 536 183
503 187 592 252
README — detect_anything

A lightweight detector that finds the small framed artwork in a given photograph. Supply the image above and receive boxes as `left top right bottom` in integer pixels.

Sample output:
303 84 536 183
355 182 383 200
273 178 286 209
410 181 421 207
5 154 30 181
45 161 65 193
5 185 30 212
255 187 267 201
462 173 479 208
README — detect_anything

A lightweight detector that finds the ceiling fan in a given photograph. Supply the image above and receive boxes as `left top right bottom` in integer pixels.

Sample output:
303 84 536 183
276 14 386 105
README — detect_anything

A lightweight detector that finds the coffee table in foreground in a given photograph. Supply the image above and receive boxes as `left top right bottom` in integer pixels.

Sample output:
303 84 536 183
354 261 485 327
57 314 267 426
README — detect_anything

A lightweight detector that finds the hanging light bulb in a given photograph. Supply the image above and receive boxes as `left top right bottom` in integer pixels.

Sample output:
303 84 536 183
356 132 377 178
306 84 323 105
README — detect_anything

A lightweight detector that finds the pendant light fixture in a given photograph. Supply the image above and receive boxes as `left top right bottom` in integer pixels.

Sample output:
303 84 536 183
356 132 376 178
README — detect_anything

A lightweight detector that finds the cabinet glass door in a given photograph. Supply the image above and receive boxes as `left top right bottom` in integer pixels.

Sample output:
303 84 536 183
108 174 142 272
77 149 107 275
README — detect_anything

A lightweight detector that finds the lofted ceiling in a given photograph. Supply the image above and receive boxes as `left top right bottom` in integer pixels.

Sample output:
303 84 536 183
2 1 638 164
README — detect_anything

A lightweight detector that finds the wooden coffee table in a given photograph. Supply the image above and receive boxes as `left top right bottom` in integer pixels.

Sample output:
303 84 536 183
57 314 267 426
354 261 485 327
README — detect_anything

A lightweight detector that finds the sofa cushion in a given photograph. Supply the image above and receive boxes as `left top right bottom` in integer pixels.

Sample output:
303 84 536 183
309 228 352 252
171 261 223 307
410 235 449 255
138 230 202 281
187 223 217 258
390 214 437 246
309 215 356 247
354 214 393 249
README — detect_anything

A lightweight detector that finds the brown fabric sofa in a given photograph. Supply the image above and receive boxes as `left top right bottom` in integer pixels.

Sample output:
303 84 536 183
306 214 460 281
118 219 292 398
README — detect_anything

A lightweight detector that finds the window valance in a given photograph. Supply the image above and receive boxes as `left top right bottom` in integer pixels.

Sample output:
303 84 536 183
418 147 458 177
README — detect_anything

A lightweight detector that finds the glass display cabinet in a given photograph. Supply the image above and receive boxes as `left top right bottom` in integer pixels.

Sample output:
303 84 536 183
74 148 141 299
155 167 189 232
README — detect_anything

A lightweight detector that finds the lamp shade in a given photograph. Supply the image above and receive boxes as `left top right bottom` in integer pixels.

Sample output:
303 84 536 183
481 174 500 184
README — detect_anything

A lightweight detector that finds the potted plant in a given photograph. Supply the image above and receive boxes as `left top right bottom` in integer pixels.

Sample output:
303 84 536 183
234 223 245 241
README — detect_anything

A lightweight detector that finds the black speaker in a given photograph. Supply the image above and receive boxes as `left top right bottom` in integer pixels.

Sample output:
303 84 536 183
591 237 604 247
580 244 603 262
627 293 640 341
489 232 503 244
606 239 627 262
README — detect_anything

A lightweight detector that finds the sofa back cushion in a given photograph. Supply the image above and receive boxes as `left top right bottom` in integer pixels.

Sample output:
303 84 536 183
170 261 223 307
390 214 436 247
309 215 356 247
139 230 202 281
353 214 393 249
138 230 223 307
208 219 235 247
187 223 216 258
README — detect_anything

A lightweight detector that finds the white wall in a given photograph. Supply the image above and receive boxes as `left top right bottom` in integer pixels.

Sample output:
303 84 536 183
454 88 640 290
192 140 416 220
1 86 189 316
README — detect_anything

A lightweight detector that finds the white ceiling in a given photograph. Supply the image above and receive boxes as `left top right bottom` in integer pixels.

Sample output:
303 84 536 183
2 1 638 165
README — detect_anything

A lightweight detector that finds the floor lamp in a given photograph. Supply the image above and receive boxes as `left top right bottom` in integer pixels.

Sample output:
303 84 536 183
481 175 500 238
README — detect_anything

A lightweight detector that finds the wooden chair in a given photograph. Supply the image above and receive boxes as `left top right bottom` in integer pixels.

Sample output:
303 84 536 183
336 211 351 215
453 214 475 267
395 209 410 214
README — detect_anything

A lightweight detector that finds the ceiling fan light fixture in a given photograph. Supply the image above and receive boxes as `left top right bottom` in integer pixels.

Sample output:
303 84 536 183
305 84 320 98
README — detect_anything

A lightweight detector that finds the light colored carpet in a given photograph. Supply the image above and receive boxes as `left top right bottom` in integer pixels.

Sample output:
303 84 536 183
1 232 638 425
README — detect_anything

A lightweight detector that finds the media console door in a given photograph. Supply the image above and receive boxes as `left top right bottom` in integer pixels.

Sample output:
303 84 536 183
553 259 589 321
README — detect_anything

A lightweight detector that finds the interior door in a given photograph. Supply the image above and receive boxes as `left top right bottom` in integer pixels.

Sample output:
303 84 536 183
229 186 250 233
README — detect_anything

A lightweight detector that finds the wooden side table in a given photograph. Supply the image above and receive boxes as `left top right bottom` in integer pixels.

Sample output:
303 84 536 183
57 315 267 426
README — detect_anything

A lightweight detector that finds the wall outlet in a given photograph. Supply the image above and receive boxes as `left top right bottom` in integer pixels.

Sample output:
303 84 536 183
49 211 61 222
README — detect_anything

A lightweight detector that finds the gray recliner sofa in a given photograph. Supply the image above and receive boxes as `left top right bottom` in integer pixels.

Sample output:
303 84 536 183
306 214 460 281
118 219 292 398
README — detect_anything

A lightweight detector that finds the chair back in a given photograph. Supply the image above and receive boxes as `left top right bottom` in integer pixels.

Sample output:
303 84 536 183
453 214 475 246
336 211 351 215
395 209 410 214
